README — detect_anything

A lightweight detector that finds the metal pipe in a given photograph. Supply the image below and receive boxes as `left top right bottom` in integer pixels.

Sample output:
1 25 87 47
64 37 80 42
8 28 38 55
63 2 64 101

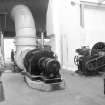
80 1 105 8
71 1 105 8
11 5 36 70
41 32 44 48
80 4 84 28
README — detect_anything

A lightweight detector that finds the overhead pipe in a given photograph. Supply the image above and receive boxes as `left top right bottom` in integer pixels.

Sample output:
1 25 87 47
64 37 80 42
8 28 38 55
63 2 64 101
11 4 36 70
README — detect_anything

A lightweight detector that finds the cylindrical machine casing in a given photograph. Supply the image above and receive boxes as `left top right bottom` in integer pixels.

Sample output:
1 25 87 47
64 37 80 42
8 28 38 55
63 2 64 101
23 48 61 77
11 5 36 69
41 58 60 74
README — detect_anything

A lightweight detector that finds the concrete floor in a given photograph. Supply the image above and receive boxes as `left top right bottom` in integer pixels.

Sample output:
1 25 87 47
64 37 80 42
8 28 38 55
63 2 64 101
0 70 105 105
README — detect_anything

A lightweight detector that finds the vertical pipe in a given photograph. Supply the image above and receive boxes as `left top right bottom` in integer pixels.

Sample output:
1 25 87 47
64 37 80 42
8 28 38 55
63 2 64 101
46 0 61 63
0 31 4 66
80 4 84 28
11 5 36 70
41 32 44 48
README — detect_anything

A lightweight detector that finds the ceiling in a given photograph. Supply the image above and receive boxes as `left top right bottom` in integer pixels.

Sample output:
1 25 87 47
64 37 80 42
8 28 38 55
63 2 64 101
0 0 49 37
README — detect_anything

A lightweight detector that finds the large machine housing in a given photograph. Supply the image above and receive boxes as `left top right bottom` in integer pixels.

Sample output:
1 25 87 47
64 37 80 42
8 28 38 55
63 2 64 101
23 46 62 83
22 45 65 91
74 42 105 75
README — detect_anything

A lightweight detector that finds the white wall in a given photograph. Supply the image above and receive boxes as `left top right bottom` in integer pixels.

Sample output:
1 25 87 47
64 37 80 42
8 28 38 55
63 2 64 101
47 0 84 70
84 7 105 48
4 38 15 62
47 0 105 71
58 0 84 70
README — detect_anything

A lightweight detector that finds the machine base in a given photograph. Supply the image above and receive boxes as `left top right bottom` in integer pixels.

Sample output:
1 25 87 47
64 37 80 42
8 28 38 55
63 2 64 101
24 74 65 91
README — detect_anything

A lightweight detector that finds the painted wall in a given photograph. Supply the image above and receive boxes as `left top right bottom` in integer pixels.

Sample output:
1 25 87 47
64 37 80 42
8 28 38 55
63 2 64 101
84 7 105 48
4 38 15 62
47 0 105 71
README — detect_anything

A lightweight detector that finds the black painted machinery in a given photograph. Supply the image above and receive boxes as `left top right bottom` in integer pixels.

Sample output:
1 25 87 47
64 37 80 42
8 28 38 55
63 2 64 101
23 46 61 83
74 42 105 75
23 45 65 91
